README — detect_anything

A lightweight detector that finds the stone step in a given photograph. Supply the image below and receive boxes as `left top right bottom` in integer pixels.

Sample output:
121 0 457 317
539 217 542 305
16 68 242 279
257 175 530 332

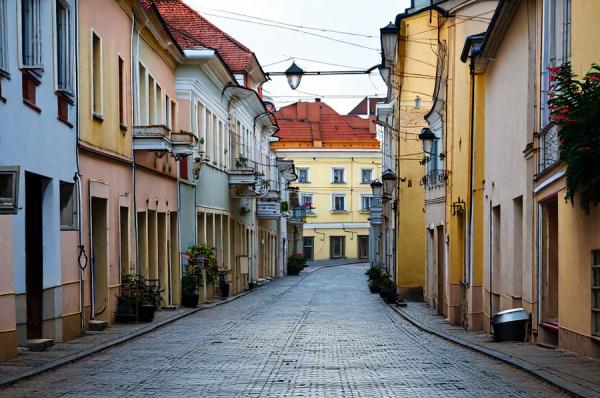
161 305 177 311
88 320 108 331
26 339 54 352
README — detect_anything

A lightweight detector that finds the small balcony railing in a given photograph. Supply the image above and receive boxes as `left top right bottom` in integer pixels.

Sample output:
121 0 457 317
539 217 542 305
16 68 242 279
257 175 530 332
132 125 171 151
288 207 306 224
422 169 448 188
257 200 281 219
539 124 560 173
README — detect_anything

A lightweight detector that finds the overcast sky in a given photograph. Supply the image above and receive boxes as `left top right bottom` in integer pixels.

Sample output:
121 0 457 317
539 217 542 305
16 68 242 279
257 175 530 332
185 0 411 114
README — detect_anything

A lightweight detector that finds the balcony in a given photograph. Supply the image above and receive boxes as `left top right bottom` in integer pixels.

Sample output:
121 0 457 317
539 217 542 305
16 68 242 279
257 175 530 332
539 124 560 173
171 131 197 159
257 200 281 219
422 169 448 188
132 125 171 152
228 157 258 197
288 207 306 224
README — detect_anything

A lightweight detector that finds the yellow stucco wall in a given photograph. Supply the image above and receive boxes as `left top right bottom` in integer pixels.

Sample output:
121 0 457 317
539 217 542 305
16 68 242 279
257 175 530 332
290 154 381 260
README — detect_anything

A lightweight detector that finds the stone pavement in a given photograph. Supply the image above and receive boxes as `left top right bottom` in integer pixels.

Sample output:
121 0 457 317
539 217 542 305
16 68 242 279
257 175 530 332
392 302 600 398
1 263 565 397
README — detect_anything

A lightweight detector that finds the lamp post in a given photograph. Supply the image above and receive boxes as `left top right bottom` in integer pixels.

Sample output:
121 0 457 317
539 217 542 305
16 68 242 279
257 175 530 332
369 179 384 269
381 168 397 203
418 128 437 155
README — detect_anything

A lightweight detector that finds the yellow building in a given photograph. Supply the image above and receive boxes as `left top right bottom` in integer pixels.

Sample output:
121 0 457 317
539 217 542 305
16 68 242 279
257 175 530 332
272 100 381 261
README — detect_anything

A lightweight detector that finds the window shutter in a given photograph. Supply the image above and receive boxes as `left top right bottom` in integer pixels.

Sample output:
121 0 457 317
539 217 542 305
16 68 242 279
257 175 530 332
0 0 7 72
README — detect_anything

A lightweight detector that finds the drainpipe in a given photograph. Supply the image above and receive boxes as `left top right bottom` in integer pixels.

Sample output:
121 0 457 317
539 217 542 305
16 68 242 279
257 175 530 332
467 54 477 289
88 180 95 320
74 0 87 334
131 12 140 276
489 200 493 331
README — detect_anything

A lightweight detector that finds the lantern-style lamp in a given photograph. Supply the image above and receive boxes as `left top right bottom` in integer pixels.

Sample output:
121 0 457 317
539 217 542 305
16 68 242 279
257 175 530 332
381 169 397 201
418 128 437 154
285 61 304 90
370 179 383 204
380 22 400 62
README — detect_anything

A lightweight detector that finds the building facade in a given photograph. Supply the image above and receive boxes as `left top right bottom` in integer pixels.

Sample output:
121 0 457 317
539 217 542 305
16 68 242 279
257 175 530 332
273 100 381 261
0 0 79 359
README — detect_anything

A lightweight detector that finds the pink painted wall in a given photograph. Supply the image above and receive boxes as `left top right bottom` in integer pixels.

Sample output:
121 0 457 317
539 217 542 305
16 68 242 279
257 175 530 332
60 231 80 316
0 217 16 333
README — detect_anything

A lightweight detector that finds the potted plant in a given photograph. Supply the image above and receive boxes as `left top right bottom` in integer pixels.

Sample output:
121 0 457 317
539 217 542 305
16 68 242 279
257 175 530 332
181 262 200 307
280 201 289 212
115 273 139 323
379 276 398 304
235 155 248 168
287 253 305 275
365 267 383 294
138 288 158 322
240 204 251 216
218 271 230 298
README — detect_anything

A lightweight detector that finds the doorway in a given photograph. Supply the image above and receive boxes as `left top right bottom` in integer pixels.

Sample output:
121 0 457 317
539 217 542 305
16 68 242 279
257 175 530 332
25 172 45 339
330 236 345 259
436 226 445 315
91 197 108 321
541 198 559 324
358 235 369 259
303 236 314 260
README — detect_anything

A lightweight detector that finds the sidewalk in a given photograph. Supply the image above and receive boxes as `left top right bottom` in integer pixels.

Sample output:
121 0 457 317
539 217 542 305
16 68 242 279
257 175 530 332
390 302 600 398
0 290 254 388
0 262 356 388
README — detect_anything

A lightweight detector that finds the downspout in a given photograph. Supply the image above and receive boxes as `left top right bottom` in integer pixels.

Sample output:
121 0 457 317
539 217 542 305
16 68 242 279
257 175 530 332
88 179 94 319
131 12 140 275
467 55 476 288
74 0 87 334
489 200 493 331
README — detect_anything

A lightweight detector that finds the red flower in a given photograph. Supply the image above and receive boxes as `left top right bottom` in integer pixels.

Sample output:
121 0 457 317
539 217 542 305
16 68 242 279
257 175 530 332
547 66 561 73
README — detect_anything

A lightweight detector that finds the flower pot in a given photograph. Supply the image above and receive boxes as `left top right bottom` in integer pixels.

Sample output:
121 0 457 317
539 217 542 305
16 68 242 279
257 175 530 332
368 284 381 294
138 304 156 322
182 293 199 308
219 282 230 298
115 313 137 323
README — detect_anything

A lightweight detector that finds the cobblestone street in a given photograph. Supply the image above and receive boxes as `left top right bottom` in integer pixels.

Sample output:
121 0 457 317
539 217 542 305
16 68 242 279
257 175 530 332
0 264 564 397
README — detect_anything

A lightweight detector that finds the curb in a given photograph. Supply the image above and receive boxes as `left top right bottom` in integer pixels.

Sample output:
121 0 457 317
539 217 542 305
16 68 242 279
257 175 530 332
0 262 365 388
388 304 597 398
0 286 256 389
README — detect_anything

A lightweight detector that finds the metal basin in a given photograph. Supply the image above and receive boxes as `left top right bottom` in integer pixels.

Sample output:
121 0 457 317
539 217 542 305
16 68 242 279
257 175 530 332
491 308 529 342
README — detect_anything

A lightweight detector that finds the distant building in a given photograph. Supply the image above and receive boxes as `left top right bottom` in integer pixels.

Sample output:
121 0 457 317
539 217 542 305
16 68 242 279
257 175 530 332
348 97 387 117
272 100 381 261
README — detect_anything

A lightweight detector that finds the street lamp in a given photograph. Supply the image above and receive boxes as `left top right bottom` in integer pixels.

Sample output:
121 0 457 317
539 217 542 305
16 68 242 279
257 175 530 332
370 179 383 206
381 169 397 202
380 22 400 62
285 61 304 90
418 127 437 155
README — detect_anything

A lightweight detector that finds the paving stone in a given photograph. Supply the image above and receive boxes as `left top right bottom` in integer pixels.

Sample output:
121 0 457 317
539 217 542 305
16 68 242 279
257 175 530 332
0 263 565 397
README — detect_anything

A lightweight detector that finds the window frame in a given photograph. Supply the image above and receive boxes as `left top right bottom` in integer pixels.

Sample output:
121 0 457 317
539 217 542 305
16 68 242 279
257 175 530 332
0 166 20 215
297 167 309 183
330 236 345 259
332 193 345 212
300 193 314 212
118 55 126 129
59 180 77 230
332 167 345 184
360 168 373 184
360 194 374 211
18 0 43 70
91 29 103 119
0 0 8 75
54 0 73 94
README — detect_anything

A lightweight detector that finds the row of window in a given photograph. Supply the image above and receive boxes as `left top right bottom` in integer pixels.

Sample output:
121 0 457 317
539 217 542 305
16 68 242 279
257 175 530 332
299 193 374 212
297 167 374 184
0 0 74 122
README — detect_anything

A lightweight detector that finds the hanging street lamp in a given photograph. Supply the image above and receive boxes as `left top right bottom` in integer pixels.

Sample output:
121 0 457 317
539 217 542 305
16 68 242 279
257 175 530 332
380 22 400 63
268 62 389 90
418 127 438 155
381 169 397 202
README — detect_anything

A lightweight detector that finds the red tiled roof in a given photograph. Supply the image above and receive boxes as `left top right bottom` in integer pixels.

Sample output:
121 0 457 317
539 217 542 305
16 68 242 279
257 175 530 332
274 101 378 145
150 0 254 73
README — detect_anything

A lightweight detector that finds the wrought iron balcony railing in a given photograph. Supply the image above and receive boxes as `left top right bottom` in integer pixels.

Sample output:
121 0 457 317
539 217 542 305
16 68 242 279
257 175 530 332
539 124 560 173
422 169 448 187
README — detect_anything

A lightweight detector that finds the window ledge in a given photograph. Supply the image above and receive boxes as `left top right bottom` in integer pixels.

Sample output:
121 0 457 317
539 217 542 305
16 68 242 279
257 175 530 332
56 90 74 105
57 116 73 128
23 99 41 113
120 123 128 133
0 95 6 104
331 182 346 184
330 210 348 214
92 112 104 122
0 69 10 79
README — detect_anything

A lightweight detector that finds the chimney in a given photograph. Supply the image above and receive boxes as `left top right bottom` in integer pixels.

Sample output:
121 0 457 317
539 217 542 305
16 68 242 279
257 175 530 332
315 98 321 102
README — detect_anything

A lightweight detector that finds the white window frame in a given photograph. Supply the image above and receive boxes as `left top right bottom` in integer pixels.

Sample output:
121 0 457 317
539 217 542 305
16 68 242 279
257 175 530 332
91 29 103 118
18 0 43 69
0 166 20 215
332 167 345 184
0 0 8 74
360 194 374 211
332 193 345 211
297 168 309 183
165 95 172 130
54 0 73 94
59 180 77 230
360 168 373 184
301 193 314 211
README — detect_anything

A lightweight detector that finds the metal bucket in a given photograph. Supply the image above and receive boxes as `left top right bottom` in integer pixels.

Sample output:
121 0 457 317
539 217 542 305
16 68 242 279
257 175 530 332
491 308 529 342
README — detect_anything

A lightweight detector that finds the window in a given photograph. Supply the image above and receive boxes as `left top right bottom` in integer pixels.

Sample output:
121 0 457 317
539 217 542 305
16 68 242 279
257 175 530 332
22 70 40 110
332 194 345 211
301 194 314 211
170 100 176 132
138 63 147 123
55 0 72 93
20 0 42 69
0 166 19 214
330 236 345 259
361 169 373 184
0 0 8 74
118 56 125 127
148 76 155 123
165 95 171 130
361 195 374 211
205 109 211 159
332 168 345 183
212 114 217 162
593 250 600 337
297 168 309 183
91 31 102 117
155 84 162 124
59 181 76 229
541 0 571 127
